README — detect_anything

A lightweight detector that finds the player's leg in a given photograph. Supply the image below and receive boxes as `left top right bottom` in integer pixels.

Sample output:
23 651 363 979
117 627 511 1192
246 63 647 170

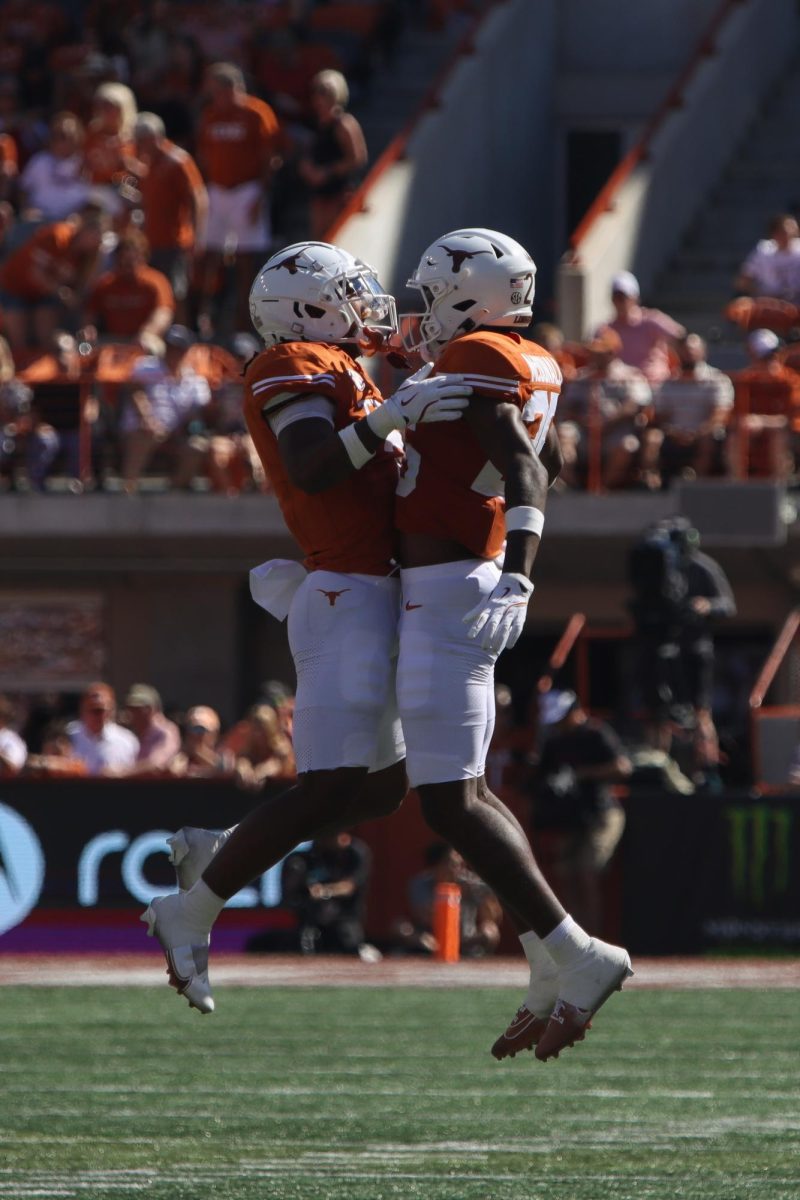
144 571 404 1011
399 560 631 1060
193 588 406 875
475 776 560 1058
417 778 631 1061
166 673 407 896
399 561 568 930
169 757 407 893
141 762 369 1013
326 672 408 827
417 778 567 942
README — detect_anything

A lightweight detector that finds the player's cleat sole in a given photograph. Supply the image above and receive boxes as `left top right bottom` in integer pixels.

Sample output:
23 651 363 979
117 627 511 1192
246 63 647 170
491 1004 550 1060
535 940 633 1061
141 896 215 1015
168 826 232 893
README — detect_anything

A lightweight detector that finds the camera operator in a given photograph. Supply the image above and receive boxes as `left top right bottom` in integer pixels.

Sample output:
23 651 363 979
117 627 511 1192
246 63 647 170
628 518 735 782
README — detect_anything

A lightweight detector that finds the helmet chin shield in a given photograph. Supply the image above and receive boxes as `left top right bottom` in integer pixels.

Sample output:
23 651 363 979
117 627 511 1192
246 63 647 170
398 307 447 360
338 269 398 342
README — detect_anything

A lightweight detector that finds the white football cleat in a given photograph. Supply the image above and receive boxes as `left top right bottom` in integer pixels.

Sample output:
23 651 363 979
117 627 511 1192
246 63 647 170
491 959 559 1060
168 826 233 892
535 938 633 1061
141 893 215 1014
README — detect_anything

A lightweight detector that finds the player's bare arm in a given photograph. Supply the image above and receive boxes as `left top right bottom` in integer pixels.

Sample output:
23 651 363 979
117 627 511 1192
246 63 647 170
460 396 548 654
465 396 549 579
277 408 365 493
278 374 472 494
539 422 563 488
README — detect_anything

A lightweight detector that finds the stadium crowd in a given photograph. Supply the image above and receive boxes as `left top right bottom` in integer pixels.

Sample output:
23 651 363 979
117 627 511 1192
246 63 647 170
534 245 800 492
0 0 474 494
2 678 297 785
0 6 797 494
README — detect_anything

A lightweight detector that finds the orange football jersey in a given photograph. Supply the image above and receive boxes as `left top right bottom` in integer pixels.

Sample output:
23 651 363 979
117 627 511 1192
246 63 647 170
197 95 280 189
243 342 400 574
395 331 561 559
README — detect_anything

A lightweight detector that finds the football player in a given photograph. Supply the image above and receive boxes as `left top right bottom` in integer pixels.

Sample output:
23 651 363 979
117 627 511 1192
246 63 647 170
142 241 471 1012
396 228 632 1061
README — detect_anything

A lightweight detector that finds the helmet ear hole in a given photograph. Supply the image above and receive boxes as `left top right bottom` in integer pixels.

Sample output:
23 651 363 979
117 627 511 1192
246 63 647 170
304 303 325 319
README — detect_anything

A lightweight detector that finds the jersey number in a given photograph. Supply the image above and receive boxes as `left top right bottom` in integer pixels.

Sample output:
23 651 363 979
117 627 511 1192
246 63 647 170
397 368 558 499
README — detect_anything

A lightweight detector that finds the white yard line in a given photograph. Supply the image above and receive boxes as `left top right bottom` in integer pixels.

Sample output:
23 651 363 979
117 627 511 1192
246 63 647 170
0 953 798 988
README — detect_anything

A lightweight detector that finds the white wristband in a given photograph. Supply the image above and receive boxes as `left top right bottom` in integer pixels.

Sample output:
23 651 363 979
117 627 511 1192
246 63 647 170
338 422 375 469
364 403 399 440
505 505 545 537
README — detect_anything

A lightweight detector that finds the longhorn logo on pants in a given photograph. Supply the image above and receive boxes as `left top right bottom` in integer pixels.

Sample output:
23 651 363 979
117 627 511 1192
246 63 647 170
317 589 350 607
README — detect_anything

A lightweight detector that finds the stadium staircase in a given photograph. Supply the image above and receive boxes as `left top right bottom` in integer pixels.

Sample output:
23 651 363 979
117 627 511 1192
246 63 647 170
352 8 472 161
275 5 472 245
650 51 800 372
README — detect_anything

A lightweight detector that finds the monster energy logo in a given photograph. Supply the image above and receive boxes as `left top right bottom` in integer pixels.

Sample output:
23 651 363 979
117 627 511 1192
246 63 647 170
725 805 793 909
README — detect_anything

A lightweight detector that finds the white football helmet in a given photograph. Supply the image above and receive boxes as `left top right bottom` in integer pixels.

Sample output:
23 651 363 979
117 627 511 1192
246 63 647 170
249 241 398 347
404 228 536 358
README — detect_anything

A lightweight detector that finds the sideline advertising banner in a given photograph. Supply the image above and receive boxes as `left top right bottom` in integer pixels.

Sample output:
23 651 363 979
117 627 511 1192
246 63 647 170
0 779 295 952
621 791 800 953
1 781 799 954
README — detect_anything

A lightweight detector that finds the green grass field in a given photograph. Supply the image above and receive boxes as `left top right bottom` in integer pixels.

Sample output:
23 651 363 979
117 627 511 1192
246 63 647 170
1 985 798 1200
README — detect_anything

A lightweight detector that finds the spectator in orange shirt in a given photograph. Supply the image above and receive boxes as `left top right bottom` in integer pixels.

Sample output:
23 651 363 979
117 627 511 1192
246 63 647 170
133 112 208 323
0 203 109 350
83 81 140 221
729 328 800 479
195 61 282 334
83 229 174 344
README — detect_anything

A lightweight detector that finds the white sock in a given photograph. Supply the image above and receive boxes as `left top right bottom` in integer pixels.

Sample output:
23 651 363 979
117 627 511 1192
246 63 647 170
181 879 226 935
519 930 558 1015
519 930 557 976
542 915 591 969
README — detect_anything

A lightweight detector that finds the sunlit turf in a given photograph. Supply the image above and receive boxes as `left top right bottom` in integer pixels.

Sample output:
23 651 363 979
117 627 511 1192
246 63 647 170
2 985 799 1199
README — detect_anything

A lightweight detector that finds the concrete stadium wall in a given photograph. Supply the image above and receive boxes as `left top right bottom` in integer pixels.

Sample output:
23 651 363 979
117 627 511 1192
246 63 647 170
558 0 721 73
336 0 728 306
557 0 800 338
2 487 798 719
337 0 559 302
